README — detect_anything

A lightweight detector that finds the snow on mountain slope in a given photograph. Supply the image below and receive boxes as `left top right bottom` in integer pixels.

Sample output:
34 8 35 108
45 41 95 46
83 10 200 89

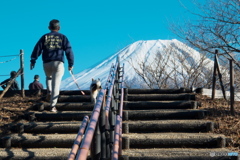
60 39 214 90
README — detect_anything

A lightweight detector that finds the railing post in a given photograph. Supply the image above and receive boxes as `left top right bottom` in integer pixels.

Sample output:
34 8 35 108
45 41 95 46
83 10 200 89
110 94 116 155
211 51 217 99
229 60 235 116
20 49 25 98
100 96 107 159
215 54 226 100
90 121 101 159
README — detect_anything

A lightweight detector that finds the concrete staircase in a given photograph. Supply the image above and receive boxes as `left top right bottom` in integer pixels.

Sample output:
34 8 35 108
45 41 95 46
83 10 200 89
0 89 239 160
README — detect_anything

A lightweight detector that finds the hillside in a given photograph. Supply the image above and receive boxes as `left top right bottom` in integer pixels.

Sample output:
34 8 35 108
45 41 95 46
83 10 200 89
0 93 239 153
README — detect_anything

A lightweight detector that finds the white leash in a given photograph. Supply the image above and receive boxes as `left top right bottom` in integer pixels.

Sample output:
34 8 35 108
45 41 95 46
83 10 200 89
69 70 85 95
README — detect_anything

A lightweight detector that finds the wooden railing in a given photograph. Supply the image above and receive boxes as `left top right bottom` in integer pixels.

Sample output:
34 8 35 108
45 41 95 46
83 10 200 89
0 50 25 99
69 57 125 160
68 116 89 160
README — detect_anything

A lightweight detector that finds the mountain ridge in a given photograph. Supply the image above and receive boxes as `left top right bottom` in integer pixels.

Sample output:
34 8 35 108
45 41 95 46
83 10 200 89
60 39 213 90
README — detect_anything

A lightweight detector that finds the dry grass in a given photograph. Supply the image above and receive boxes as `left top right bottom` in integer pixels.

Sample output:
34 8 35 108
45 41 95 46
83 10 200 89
196 94 240 152
0 94 41 135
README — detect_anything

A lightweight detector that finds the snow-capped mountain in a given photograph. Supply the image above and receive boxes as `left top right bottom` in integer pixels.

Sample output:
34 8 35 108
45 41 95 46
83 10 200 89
60 39 214 90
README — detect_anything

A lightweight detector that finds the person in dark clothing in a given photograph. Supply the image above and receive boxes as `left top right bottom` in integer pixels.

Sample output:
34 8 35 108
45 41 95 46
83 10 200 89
29 75 44 90
30 19 74 112
0 71 19 90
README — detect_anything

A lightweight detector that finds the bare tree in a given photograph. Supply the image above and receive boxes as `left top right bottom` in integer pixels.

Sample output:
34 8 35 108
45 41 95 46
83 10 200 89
127 42 216 89
170 44 213 88
170 0 240 66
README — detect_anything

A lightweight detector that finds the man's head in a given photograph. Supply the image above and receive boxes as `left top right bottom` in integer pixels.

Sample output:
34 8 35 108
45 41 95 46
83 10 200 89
10 71 17 78
34 75 40 80
48 19 60 31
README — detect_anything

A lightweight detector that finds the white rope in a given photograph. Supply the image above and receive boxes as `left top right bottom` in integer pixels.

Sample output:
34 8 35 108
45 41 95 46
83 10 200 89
0 57 17 63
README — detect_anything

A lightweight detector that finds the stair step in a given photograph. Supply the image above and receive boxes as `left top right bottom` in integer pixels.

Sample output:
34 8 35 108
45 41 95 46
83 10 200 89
127 88 192 94
60 90 90 95
35 102 94 111
23 90 90 96
9 120 216 134
127 94 195 101
122 148 239 160
124 110 207 120
1 133 76 148
124 101 198 109
58 95 91 102
0 148 237 160
0 148 70 160
28 109 207 121
25 111 91 121
124 120 216 133
9 122 82 133
122 133 227 148
3 131 227 149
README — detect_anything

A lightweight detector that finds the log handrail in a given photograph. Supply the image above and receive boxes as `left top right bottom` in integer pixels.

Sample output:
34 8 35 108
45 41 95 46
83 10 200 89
68 116 89 160
112 63 125 160
71 58 124 160
75 89 106 160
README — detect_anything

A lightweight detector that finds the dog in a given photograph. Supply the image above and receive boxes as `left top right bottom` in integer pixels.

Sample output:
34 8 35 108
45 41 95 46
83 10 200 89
90 78 102 104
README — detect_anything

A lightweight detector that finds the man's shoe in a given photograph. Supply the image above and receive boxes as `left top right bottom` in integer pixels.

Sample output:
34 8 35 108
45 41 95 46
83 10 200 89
50 106 57 112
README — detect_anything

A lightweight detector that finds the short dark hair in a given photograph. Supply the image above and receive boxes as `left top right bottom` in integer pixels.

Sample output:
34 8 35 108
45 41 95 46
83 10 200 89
10 71 17 78
34 75 39 79
49 19 60 30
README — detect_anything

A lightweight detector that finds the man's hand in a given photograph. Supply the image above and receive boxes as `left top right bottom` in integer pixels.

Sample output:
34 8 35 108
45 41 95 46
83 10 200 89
68 66 73 71
30 63 35 70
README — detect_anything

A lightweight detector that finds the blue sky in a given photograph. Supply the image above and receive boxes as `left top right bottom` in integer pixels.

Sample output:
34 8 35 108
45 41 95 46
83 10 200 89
0 0 200 90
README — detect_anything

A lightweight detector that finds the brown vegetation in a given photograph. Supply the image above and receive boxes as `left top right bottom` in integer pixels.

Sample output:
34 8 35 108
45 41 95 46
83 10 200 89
0 94 40 136
196 94 240 152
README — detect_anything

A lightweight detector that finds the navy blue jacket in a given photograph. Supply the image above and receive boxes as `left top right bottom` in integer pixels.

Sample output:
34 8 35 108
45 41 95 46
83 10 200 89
31 31 74 67
29 80 44 90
